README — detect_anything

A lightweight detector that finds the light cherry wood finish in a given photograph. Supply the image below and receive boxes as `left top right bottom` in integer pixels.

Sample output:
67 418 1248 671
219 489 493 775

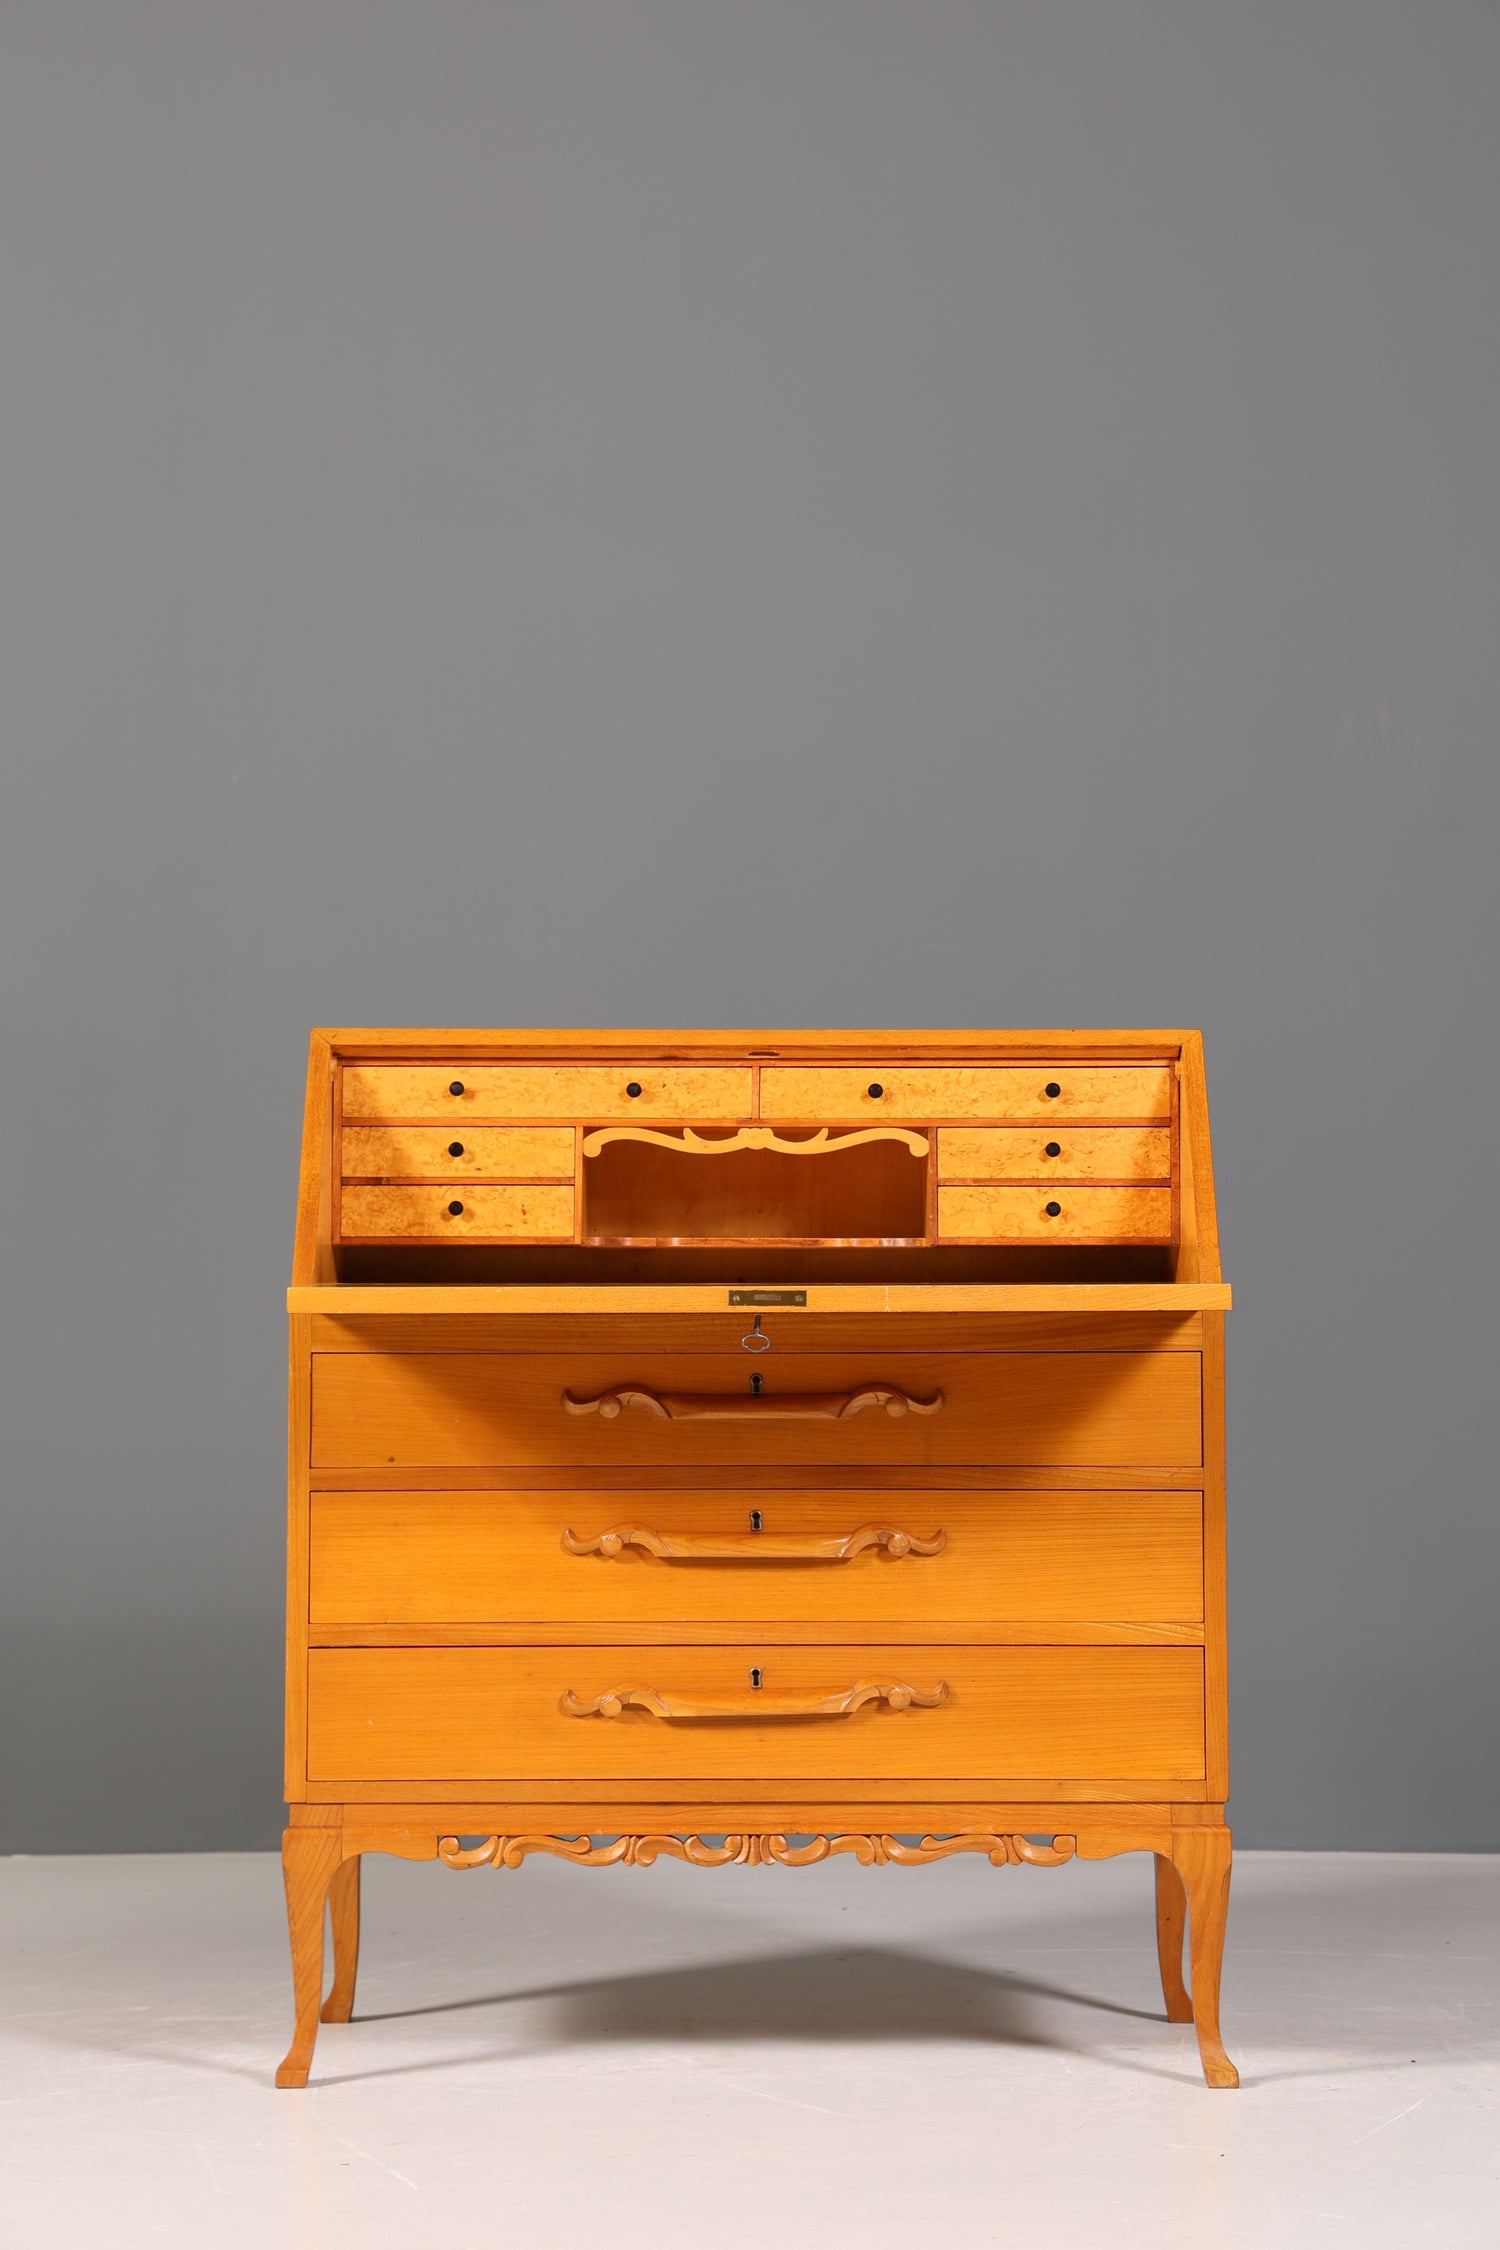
306 1644 1206 1783
1154 1851 1194 2022
937 1126 1171 1182
308 1488 1204 1627
280 1027 1236 2092
342 1064 752 1121
1173 1823 1238 2086
760 1065 1173 1122
310 1349 1202 1468
292 1283 1231 1314
343 1125 576 1179
319 1853 361 2023
274 1824 343 2088
306 1309 1205 1353
938 1185 1173 1243
340 1183 574 1241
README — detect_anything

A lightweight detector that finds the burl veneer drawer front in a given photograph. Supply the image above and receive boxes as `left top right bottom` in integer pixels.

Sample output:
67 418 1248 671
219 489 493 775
307 1645 1205 1782
938 1126 1171 1183
310 1352 1202 1468
339 1184 574 1242
938 1186 1173 1245
342 1065 752 1122
309 1490 1205 1626
342 1125 575 1180
759 1065 1173 1124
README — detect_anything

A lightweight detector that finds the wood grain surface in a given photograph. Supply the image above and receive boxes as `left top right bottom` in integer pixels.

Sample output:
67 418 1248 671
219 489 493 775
310 1350 1203 1468
307 1643 1207 1782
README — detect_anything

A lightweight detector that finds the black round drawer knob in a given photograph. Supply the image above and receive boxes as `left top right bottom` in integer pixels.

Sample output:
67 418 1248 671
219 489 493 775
448 1142 464 1157
867 1082 884 1098
1044 1081 1061 1098
1045 1141 1061 1157
449 1081 465 1096
447 1200 465 1216
1045 1200 1062 1217
626 1081 643 1098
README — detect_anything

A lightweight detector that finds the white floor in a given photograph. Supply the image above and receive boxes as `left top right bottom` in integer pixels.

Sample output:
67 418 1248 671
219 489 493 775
1 1849 1495 2249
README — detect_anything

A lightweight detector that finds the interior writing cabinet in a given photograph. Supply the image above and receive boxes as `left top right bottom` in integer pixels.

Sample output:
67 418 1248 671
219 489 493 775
279 1027 1237 2088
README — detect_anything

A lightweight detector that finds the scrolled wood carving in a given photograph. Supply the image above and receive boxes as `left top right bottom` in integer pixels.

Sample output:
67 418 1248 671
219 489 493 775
562 1383 943 1421
438 1831 1078 1871
559 1678 949 1722
561 1522 947 1563
581 1124 930 1158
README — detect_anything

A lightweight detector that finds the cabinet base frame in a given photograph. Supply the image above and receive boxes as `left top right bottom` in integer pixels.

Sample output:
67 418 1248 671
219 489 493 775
274 1809 1236 2093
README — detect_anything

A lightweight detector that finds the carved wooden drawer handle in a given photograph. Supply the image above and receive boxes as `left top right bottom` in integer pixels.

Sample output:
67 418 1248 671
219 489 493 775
561 1678 950 1721
562 1523 946 1562
562 1384 943 1421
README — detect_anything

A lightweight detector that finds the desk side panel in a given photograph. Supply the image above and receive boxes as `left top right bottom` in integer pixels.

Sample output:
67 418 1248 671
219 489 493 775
286 1314 312 1799
1204 1309 1228 1799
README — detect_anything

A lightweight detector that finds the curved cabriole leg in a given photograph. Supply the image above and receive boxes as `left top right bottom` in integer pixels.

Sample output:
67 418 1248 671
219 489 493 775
1173 1828 1239 2088
320 1853 361 2024
275 1826 344 2088
1154 1852 1194 2022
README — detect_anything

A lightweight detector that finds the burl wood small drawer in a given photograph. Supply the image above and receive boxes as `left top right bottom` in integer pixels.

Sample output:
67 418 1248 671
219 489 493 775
308 1489 1205 1626
938 1126 1171 1183
310 1351 1203 1468
759 1065 1173 1123
306 1644 1207 1783
339 1184 574 1242
342 1064 752 1121
342 1125 576 1180
938 1186 1173 1244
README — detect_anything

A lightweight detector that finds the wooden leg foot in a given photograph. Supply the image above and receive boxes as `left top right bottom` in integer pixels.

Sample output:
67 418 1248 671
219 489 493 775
320 1854 361 2023
1172 1827 1239 2088
275 1825 343 2089
1154 1852 1194 2022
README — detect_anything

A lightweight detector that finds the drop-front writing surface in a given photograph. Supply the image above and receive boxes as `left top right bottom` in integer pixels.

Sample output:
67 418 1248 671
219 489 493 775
279 1028 1237 2090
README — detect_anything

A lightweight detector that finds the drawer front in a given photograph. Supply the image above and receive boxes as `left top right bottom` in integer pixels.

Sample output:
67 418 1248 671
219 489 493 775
342 1064 752 1122
339 1184 574 1242
310 1490 1205 1626
938 1185 1173 1244
759 1065 1172 1123
938 1126 1171 1183
307 1644 1206 1782
342 1125 575 1180
310 1351 1202 1467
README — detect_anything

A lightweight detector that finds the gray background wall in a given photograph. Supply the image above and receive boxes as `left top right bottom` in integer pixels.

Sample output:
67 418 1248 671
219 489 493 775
2 0 1496 1853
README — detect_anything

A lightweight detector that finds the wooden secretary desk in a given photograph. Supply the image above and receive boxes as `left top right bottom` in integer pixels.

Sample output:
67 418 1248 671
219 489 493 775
279 1027 1237 2089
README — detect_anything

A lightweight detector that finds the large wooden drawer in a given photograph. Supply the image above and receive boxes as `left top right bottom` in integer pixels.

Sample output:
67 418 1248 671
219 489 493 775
309 1489 1204 1625
342 1064 752 1121
306 1644 1205 1782
759 1065 1173 1123
310 1351 1203 1468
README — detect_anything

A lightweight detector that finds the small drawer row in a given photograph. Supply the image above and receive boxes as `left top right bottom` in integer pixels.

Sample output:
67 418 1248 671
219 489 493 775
340 1061 1174 1124
338 1179 1171 1244
342 1121 1171 1183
